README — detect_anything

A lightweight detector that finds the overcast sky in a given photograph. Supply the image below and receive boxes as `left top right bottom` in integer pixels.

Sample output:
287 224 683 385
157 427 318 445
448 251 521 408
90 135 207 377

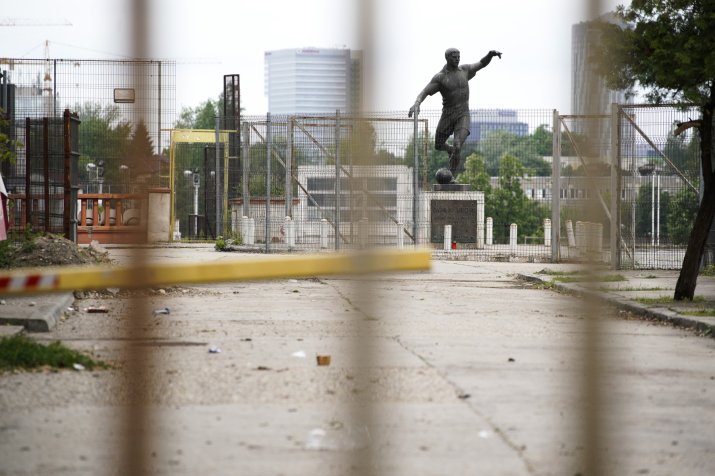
0 0 629 116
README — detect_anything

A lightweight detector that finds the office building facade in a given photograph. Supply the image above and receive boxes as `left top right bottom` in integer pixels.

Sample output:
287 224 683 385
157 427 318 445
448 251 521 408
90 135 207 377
264 47 362 115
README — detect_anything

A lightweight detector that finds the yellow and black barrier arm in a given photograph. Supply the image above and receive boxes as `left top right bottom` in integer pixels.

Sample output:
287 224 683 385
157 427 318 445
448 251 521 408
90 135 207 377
0 249 431 296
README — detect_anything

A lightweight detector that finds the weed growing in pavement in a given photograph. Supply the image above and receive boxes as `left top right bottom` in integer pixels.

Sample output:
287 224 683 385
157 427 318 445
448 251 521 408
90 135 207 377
0 335 109 372
600 286 668 292
536 269 581 276
635 296 705 305
681 307 715 317
553 274 627 283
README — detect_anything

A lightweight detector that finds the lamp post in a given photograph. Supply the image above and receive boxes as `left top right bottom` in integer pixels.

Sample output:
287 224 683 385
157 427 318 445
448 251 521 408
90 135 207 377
119 164 130 193
86 163 97 193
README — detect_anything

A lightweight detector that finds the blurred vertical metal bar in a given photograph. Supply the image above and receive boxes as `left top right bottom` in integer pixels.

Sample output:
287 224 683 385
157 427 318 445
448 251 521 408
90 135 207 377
242 121 250 218
334 109 341 250
353 1 379 474
215 115 221 236
158 61 162 154
578 0 606 474
266 112 271 253
286 117 293 218
120 1 153 474
42 117 49 229
610 102 620 269
551 109 561 261
413 108 419 245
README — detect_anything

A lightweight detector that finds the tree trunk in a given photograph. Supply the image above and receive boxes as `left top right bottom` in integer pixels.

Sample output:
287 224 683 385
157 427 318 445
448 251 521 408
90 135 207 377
674 102 714 300
674 178 715 299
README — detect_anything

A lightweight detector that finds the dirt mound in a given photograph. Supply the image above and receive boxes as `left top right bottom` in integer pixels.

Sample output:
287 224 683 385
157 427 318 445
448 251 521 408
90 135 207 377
2 235 112 269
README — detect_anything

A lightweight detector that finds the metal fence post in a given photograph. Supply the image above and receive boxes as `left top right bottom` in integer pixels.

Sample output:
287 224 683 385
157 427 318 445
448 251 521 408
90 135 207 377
286 116 293 219
413 109 419 246
610 103 620 269
242 122 250 219
215 115 222 237
551 109 561 261
335 110 341 251
266 113 272 253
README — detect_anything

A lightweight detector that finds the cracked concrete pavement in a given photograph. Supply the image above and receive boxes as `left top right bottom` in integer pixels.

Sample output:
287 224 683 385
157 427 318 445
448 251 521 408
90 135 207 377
1 246 714 475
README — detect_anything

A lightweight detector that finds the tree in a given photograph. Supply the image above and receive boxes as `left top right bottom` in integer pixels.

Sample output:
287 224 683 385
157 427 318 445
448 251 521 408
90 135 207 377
457 152 492 195
122 120 157 178
492 154 547 242
478 130 551 177
0 108 20 165
74 102 132 186
596 0 715 299
667 188 699 245
175 98 220 129
404 131 449 185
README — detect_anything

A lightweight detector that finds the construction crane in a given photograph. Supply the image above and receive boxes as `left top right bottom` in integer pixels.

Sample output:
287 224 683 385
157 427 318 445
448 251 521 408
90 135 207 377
0 18 72 27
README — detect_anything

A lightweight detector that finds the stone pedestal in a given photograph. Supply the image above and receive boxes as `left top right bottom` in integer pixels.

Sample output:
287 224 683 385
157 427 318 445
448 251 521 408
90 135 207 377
419 190 484 246
432 183 472 192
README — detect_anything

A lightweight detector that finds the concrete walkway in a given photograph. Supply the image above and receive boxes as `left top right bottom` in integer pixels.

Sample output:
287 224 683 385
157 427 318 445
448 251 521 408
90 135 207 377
1 246 714 475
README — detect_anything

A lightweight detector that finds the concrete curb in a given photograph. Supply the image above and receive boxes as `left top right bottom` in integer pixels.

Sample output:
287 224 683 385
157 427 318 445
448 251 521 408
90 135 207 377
0 293 75 332
517 273 715 338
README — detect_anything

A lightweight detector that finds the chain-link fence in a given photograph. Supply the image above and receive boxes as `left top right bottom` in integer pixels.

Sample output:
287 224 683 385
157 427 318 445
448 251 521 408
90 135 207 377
204 109 559 259
616 104 701 269
551 104 702 269
0 59 175 196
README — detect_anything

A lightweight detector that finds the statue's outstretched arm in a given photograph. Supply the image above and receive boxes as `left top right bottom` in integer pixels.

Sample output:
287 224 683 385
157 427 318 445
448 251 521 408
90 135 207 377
465 50 502 79
408 76 441 118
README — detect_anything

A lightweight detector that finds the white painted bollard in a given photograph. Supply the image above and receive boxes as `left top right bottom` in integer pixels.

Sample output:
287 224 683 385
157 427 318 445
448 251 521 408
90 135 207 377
486 217 493 246
443 224 452 251
173 219 181 241
240 216 249 243
544 218 551 247
246 217 255 245
284 216 295 248
509 223 518 253
319 219 329 249
566 219 576 247
396 223 404 249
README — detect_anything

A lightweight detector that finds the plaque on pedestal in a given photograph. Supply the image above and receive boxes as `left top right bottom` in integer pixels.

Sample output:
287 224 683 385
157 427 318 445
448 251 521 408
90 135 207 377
430 199 481 243
417 190 485 246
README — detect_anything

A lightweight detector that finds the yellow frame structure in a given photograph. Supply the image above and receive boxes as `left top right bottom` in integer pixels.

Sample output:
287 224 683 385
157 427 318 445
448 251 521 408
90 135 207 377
168 129 231 241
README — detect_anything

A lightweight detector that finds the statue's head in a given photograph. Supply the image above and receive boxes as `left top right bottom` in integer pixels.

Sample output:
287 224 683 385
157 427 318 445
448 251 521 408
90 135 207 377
445 48 460 61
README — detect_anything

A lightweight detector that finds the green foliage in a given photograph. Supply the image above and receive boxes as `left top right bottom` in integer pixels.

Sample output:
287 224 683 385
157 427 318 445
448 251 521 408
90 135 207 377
635 295 704 305
457 153 492 195
478 130 550 176
635 182 672 240
667 187 699 244
215 236 226 251
176 98 220 129
0 335 108 372
596 1 715 105
490 155 549 242
0 107 21 164
404 131 449 183
74 102 132 185
459 153 549 243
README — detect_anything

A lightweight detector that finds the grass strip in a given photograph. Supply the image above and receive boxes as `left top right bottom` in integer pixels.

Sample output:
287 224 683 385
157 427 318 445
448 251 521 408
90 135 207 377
0 334 108 372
